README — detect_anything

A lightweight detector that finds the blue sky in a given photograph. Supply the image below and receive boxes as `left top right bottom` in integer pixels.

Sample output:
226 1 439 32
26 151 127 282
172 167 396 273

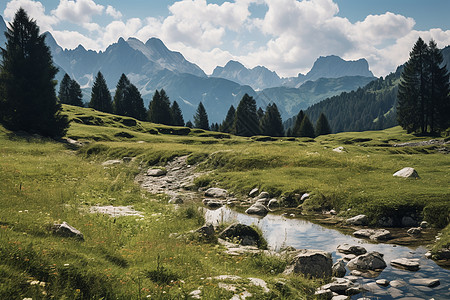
2 0 449 77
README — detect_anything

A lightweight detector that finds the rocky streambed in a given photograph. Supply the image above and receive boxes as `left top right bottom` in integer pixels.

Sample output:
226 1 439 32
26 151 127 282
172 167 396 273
134 155 449 300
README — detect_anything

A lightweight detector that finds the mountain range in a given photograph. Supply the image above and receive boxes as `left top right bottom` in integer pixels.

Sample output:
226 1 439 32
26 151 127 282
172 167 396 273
0 15 375 123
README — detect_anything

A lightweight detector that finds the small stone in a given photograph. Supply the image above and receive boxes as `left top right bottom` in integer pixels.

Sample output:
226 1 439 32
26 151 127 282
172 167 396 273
425 251 432 259
189 289 201 299
376 279 390 286
393 167 419 178
330 209 337 215
343 254 357 261
300 193 310 201
390 280 406 288
245 203 269 216
249 188 259 197
346 215 368 226
390 258 420 271
350 270 362 276
255 192 270 200
168 196 183 204
314 289 333 299
337 243 367 255
407 227 421 235
333 146 346 153
147 168 167 176
203 199 223 209
205 188 227 198
420 221 428 228
268 198 280 209
409 278 440 287
102 159 122 166
332 296 349 300
332 260 346 278
347 252 387 271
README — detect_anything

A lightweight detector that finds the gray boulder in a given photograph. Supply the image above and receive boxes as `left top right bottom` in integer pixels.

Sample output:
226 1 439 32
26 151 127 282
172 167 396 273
245 203 269 216
376 279 389 286
284 249 332 278
320 278 354 293
147 168 167 176
219 223 262 247
51 222 84 240
168 196 184 204
205 187 227 198
332 259 346 278
390 258 420 271
256 198 270 206
347 252 387 271
337 243 367 255
345 215 368 226
393 167 419 178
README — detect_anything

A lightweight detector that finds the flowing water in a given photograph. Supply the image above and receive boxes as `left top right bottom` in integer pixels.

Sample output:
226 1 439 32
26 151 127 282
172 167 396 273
205 207 450 299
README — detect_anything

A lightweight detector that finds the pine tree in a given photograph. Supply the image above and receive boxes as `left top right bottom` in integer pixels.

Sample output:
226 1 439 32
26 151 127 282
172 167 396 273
148 89 171 124
292 110 305 137
298 115 315 138
194 102 209 130
220 105 235 133
315 112 331 136
186 120 193 128
261 103 284 137
89 71 112 113
69 79 84 107
127 84 146 120
233 94 260 136
170 101 184 126
58 74 71 104
0 8 68 137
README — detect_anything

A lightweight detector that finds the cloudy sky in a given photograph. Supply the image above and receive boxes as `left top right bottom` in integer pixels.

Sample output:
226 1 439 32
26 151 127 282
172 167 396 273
2 0 449 77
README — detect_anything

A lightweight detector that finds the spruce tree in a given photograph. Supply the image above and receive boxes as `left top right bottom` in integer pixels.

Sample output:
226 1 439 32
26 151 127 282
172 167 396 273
113 73 130 116
0 8 68 137
148 89 171 125
89 71 112 113
315 112 331 136
127 84 146 120
233 94 260 136
220 105 235 133
397 38 429 133
194 102 209 130
298 115 315 138
69 79 84 107
292 110 305 137
261 103 284 137
428 40 450 133
170 101 184 126
186 120 193 128
58 74 71 104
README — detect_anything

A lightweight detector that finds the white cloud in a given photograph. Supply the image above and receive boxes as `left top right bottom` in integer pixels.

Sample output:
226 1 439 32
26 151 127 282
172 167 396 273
106 5 122 19
100 18 143 48
4 0 58 32
52 29 99 49
51 0 104 24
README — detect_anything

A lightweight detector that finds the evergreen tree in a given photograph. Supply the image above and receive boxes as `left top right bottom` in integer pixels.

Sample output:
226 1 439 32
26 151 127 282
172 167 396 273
292 110 305 137
127 84 146 120
428 40 450 133
233 94 260 136
58 74 71 104
261 103 284 137
210 123 219 131
194 102 209 130
89 71 112 113
170 101 184 126
397 38 429 133
315 113 331 136
69 79 83 107
148 89 171 124
298 115 315 138
0 8 68 137
58 74 83 107
113 73 130 116
186 120 193 128
220 105 235 133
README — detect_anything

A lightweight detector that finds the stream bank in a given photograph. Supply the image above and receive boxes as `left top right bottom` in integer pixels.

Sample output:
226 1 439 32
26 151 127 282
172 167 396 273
136 155 450 299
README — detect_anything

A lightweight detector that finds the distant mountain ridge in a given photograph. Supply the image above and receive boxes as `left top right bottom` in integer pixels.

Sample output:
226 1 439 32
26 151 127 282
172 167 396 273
0 15 376 123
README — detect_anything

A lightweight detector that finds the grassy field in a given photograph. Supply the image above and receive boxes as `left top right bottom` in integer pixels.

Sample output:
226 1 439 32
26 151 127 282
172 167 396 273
0 104 448 298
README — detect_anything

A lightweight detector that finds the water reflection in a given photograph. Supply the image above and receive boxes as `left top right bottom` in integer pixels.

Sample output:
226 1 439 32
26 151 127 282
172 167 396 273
205 206 450 300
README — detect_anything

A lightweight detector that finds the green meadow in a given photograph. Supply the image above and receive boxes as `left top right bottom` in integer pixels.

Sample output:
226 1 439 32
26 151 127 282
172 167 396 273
0 104 448 298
